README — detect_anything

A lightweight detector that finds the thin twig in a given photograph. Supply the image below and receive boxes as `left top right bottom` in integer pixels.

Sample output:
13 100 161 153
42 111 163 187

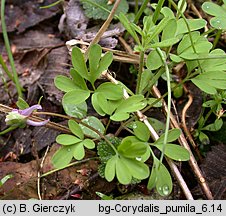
181 88 203 161
66 39 143 64
84 0 122 59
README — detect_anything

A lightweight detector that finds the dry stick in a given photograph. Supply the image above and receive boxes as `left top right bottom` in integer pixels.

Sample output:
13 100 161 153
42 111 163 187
70 41 141 64
102 71 194 200
84 0 122 59
181 88 203 161
152 85 213 200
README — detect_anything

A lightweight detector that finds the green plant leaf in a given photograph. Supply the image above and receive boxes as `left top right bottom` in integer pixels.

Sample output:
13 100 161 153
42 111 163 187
88 45 113 84
71 46 89 80
143 16 154 35
162 19 177 40
198 131 210 145
110 95 147 121
89 44 102 80
176 18 207 35
68 120 84 140
161 7 175 19
63 101 87 119
147 164 157 190
52 146 74 168
177 32 212 59
120 157 150 180
0 174 13 187
118 136 148 158
95 52 113 80
72 142 85 160
91 93 106 116
54 75 79 92
148 118 165 135
191 71 226 94
116 157 132 185
202 118 223 131
110 112 129 122
170 54 182 63
202 100 216 108
200 49 226 72
81 139 95 149
63 89 90 105
105 155 117 182
155 128 181 144
133 121 150 142
113 95 147 114
146 16 171 45
156 161 173 196
80 116 105 139
81 0 129 20
210 16 226 29
155 144 190 161
118 13 140 45
95 82 123 100
95 93 111 115
147 98 162 108
139 69 153 93
131 22 144 36
177 0 187 17
16 97 29 109
56 134 81 145
202 2 226 16
96 192 113 200
70 68 88 90
146 49 163 70
150 38 179 48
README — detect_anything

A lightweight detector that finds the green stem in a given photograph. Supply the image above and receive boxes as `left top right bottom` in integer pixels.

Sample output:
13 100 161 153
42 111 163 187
199 109 214 130
145 67 165 97
134 0 149 24
152 0 165 24
212 29 222 49
1 0 23 98
176 0 186 19
0 55 15 82
136 50 145 94
0 125 18 136
156 48 171 165
39 0 63 9
40 157 98 178
135 0 139 15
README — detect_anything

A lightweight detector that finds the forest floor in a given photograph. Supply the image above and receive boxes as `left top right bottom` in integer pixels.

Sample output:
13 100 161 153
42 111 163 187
0 0 225 200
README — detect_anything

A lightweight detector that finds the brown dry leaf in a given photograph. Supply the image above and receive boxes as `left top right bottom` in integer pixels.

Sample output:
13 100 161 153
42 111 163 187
0 29 66 104
0 0 61 33
0 145 102 200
